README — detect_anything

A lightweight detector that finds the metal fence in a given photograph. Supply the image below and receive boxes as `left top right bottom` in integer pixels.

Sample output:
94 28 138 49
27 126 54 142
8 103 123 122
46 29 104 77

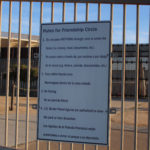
0 0 150 150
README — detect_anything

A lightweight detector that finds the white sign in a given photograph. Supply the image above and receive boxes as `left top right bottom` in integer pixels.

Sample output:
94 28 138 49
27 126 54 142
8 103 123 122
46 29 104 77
38 22 111 145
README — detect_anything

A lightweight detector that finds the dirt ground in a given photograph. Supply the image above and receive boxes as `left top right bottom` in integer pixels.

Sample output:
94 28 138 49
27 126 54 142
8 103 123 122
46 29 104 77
0 96 148 127
0 96 38 115
111 100 148 127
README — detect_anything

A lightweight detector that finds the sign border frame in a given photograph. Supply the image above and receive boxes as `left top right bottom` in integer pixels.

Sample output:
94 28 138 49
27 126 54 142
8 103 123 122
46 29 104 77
37 21 111 145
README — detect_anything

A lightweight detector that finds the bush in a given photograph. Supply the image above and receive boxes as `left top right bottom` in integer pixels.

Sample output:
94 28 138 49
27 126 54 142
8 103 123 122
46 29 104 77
3 64 38 83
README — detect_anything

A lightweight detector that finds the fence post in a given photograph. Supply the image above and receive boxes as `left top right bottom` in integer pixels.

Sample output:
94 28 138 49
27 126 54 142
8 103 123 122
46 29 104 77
9 83 15 111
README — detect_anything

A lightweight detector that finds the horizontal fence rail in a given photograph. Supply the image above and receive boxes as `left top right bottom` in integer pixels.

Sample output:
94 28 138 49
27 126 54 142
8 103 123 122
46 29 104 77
0 1 149 150
1 0 150 5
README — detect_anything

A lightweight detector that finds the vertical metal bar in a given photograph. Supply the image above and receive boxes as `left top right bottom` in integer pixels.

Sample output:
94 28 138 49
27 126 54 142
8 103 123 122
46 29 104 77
70 143 73 150
62 2 65 22
148 10 150 150
108 4 113 150
40 2 43 24
74 2 77 22
0 2 1 101
15 1 22 148
60 143 63 150
25 2 32 150
134 5 139 150
0 1 2 59
47 140 50 150
48 141 50 150
82 144 86 150
86 3 89 21
5 1 12 147
51 2 54 23
95 144 98 150
0 1 2 101
36 2 43 150
98 3 101 21
120 4 126 150
36 134 39 150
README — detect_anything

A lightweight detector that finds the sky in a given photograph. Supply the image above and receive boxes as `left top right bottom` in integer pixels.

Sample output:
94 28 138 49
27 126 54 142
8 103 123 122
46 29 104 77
1 1 150 44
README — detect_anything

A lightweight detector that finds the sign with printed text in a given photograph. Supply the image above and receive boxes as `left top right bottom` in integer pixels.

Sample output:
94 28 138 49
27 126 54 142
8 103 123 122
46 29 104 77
38 22 111 145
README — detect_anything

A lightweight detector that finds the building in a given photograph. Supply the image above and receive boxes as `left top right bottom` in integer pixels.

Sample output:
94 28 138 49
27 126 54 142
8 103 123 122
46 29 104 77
0 32 149 99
